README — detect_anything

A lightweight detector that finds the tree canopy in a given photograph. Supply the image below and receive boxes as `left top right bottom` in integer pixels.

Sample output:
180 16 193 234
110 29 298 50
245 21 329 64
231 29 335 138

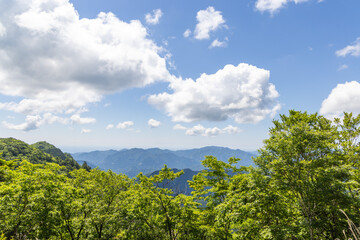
1 111 360 239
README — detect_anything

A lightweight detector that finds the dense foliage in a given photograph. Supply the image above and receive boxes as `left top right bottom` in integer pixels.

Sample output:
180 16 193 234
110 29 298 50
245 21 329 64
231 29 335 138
0 138 80 171
1 111 360 239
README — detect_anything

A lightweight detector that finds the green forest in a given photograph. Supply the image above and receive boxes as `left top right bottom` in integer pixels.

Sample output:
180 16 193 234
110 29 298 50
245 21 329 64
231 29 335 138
2 110 360 239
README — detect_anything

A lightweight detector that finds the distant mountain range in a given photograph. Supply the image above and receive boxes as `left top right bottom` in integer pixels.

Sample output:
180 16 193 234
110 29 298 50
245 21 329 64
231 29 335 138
72 146 256 177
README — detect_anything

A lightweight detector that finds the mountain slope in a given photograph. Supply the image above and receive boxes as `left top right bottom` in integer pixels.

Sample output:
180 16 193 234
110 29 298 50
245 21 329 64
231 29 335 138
72 150 118 167
72 146 256 177
0 138 80 171
101 148 195 177
31 141 67 160
175 146 254 167
148 168 200 195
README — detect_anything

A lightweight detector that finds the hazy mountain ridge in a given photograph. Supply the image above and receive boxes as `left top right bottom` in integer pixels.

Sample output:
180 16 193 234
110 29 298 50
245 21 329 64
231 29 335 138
72 146 255 177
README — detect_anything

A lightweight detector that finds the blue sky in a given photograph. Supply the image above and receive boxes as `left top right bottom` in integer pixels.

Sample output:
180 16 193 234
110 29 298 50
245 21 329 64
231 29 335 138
0 0 359 152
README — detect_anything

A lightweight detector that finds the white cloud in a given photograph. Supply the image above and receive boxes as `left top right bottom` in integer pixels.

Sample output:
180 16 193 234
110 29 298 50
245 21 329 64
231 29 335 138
117 121 134 129
81 128 92 134
183 29 191 38
184 124 241 137
338 64 348 71
0 0 172 128
148 118 161 128
194 6 226 40
223 125 242 134
209 38 227 48
70 114 96 124
255 0 316 14
145 9 163 25
320 81 360 117
336 38 360 57
186 124 207 136
2 113 68 131
2 115 42 131
106 124 114 130
148 63 280 124
173 124 187 130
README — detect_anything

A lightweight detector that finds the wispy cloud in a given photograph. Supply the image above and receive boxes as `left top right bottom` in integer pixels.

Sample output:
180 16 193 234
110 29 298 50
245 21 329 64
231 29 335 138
255 0 322 15
145 9 163 25
338 64 348 71
117 121 134 129
81 129 92 134
174 124 242 137
336 38 360 57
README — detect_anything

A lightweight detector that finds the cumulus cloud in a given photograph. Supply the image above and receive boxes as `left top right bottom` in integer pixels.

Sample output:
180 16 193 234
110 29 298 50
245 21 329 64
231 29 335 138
320 81 360 117
2 113 68 131
145 9 163 25
255 0 319 14
148 118 161 128
209 38 227 48
106 124 114 130
194 6 226 40
179 124 241 137
336 38 360 57
0 0 171 129
223 125 242 134
70 114 96 124
2 115 42 131
117 121 134 129
149 63 280 124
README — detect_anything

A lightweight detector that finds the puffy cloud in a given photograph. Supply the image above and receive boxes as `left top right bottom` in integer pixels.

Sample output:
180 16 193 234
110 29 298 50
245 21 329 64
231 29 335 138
2 113 68 131
117 121 134 129
255 0 315 14
0 0 171 128
183 124 241 137
148 118 161 128
185 124 207 136
336 38 360 57
223 125 242 134
194 6 226 40
149 63 280 124
145 9 163 25
81 129 92 134
183 29 191 38
106 124 114 130
320 81 360 117
70 114 96 124
209 38 227 48
2 115 42 131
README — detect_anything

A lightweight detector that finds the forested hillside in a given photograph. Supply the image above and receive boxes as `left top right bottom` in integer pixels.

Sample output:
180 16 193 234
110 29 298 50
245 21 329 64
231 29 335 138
0 138 80 171
1 111 360 239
